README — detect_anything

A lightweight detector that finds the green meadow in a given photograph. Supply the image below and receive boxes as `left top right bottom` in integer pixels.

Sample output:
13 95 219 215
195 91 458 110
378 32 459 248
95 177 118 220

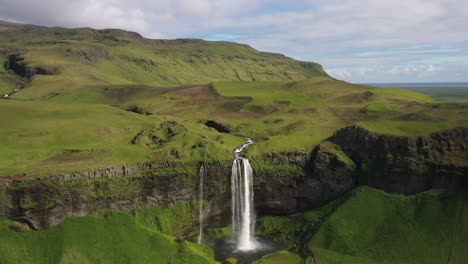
256 187 468 264
1 20 466 176
2 187 466 264
1 75 467 176
0 210 216 264
0 20 467 264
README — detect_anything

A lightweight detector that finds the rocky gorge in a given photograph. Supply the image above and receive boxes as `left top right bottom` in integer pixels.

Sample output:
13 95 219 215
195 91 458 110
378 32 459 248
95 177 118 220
1 125 466 231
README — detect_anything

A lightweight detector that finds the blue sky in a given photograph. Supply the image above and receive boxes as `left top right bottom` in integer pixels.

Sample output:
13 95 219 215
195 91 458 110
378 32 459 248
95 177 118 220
1 0 467 83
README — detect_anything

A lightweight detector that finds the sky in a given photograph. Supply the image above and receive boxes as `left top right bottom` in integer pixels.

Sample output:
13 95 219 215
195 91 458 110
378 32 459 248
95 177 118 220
1 0 467 83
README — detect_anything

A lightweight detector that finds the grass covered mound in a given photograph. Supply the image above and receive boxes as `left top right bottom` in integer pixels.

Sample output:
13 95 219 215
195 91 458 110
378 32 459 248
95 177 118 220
0 211 215 264
256 187 468 264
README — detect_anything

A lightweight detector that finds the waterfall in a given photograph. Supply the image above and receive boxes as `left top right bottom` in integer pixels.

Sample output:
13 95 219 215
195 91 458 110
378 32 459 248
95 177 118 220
197 164 206 244
231 138 257 251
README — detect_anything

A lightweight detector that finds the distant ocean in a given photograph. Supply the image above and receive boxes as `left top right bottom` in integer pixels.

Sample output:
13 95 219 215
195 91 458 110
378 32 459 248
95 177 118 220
365 82 468 89
363 82 468 101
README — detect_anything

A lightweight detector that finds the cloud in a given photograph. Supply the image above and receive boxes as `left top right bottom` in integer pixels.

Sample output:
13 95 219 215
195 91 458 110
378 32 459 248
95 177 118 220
0 0 467 82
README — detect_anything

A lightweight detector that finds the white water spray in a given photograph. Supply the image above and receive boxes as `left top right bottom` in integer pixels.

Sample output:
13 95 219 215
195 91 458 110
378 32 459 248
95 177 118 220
231 138 257 251
197 164 206 244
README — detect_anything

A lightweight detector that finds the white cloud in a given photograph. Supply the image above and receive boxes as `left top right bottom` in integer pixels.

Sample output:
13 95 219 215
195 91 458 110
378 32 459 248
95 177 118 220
325 69 352 79
0 0 467 82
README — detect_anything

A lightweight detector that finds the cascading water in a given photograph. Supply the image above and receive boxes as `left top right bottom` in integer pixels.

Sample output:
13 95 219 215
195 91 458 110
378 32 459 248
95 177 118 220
198 164 206 244
231 138 258 251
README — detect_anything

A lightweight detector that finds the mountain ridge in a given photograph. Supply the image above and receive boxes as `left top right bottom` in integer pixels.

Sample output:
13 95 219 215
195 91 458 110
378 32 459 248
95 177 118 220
0 19 327 98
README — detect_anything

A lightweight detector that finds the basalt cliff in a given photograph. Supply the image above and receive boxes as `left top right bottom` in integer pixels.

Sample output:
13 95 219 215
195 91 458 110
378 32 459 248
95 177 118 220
1 126 466 230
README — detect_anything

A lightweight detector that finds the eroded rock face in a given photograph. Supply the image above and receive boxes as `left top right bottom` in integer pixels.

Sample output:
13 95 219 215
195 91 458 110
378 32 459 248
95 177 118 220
0 126 466 229
204 120 230 133
297 142 357 210
5 54 55 79
254 151 308 215
253 126 467 214
0 162 231 229
253 145 357 214
328 126 468 194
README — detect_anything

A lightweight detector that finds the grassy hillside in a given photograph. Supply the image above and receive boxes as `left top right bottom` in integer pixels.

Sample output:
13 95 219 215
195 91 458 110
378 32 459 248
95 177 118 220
0 20 326 99
1 77 467 176
0 20 467 177
310 187 468 264
2 186 466 264
0 99 243 176
44 77 466 148
0 210 215 264
257 187 468 264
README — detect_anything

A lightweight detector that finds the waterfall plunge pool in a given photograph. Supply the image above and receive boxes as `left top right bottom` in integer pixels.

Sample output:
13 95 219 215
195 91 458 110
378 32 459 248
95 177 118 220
194 137 287 263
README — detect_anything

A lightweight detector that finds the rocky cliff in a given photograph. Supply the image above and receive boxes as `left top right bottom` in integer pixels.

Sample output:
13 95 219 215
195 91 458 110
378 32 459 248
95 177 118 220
0 162 231 229
328 126 468 194
255 126 467 214
1 126 466 229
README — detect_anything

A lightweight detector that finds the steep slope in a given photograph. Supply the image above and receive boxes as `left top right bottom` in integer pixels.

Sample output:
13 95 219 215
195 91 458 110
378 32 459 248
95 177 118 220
0 211 216 264
0 20 327 99
256 187 468 264
310 187 468 264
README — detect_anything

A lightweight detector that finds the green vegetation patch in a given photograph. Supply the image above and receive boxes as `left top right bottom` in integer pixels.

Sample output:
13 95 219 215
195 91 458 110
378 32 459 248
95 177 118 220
309 187 468 264
317 141 355 169
253 250 305 264
258 188 468 264
136 202 199 236
0 211 216 264
0 99 242 176
0 20 467 177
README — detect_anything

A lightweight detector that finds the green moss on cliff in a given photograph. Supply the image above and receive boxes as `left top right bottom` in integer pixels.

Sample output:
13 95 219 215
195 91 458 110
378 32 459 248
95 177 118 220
251 159 305 180
5 166 205 221
317 142 355 169
137 202 199 236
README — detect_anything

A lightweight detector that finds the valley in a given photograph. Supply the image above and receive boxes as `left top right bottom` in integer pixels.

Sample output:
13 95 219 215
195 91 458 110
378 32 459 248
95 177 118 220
0 20 467 264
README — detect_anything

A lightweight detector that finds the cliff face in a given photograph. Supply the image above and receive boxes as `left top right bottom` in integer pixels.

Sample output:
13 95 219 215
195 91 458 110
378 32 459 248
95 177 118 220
1 126 466 229
0 162 231 229
328 126 468 194
254 126 467 214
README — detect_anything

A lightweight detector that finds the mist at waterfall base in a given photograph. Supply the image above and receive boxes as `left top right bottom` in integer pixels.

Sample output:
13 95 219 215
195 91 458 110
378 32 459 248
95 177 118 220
197 138 286 263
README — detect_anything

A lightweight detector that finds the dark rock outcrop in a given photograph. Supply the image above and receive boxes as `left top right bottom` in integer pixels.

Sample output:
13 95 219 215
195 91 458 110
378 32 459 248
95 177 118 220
253 126 467 215
253 151 308 215
328 126 468 194
204 120 230 133
297 142 357 210
253 144 357 214
4 53 55 79
0 161 231 229
0 126 466 229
